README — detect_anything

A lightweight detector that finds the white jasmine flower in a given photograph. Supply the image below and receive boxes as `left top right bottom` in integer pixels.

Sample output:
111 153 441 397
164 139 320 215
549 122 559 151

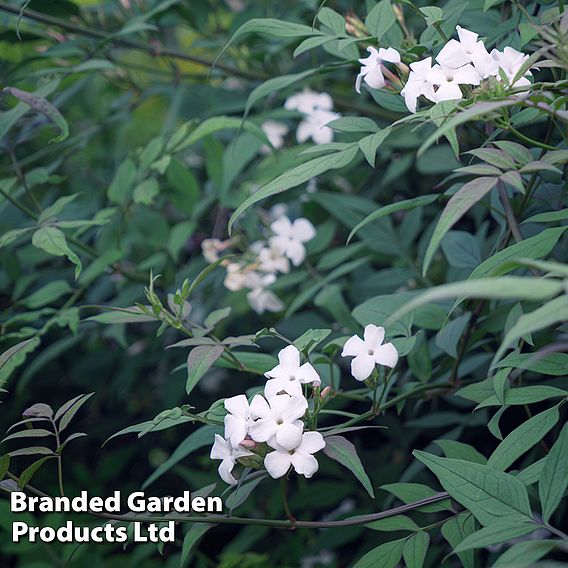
264 345 320 398
167 294 192 321
355 46 401 93
296 108 340 145
341 324 399 381
258 244 290 274
400 57 437 113
210 434 254 485
201 238 224 263
284 88 333 114
246 273 284 314
429 63 480 103
249 393 307 450
264 431 325 479
224 263 250 291
269 215 316 266
224 394 251 448
261 120 289 154
491 46 532 88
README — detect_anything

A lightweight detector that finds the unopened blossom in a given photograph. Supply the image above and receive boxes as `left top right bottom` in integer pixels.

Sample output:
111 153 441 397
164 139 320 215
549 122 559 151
400 57 437 113
224 394 252 448
264 345 320 398
436 26 497 78
224 263 250 291
285 88 333 114
491 46 532 88
429 63 480 103
296 108 340 145
261 120 289 154
264 431 325 479
355 46 401 93
258 244 290 274
270 215 316 266
249 393 307 450
245 272 284 314
342 324 399 381
210 434 254 485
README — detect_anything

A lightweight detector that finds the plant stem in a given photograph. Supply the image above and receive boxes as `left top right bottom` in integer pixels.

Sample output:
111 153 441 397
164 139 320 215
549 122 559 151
280 476 295 527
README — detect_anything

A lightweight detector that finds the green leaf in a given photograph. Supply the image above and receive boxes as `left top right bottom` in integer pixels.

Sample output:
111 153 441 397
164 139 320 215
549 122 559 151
475 386 568 408
381 482 452 512
328 117 379 133
18 456 55 490
0 339 40 389
3 85 68 142
180 524 214 568
133 177 159 205
493 540 557 567
22 280 72 309
423 176 498 274
2 429 53 443
366 514 419 532
38 195 77 223
434 440 487 464
523 208 568 224
403 531 429 568
487 405 560 471
88 306 156 324
347 195 437 244
389 277 564 324
204 308 231 329
495 352 568 376
32 227 82 279
57 393 94 432
293 36 336 57
353 292 415 338
228 145 359 233
441 513 476 568
323 435 374 498
293 329 331 354
539 423 568 523
186 345 224 395
414 451 532 525
358 128 391 167
352 537 404 568
213 18 321 67
365 0 396 40
454 521 537 553
493 295 568 365
0 455 10 481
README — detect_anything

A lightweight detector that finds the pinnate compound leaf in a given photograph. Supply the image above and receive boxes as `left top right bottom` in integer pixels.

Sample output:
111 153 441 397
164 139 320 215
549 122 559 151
323 435 374 498
414 451 532 525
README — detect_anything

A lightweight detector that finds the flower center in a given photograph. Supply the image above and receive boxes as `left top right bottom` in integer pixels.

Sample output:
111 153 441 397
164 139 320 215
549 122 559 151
276 418 283 425
368 349 374 356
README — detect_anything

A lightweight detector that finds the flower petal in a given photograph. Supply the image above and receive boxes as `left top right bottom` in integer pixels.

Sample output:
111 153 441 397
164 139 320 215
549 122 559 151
264 378 287 399
278 344 300 370
299 431 326 454
291 451 319 478
224 394 249 418
249 394 271 419
248 418 277 443
364 324 385 348
351 354 376 381
292 218 316 242
378 47 401 63
341 335 365 357
286 239 306 266
275 422 304 450
363 68 386 90
224 415 248 448
210 434 232 460
436 39 469 68
264 451 291 479
281 397 308 422
218 458 237 485
374 342 399 368
297 362 320 384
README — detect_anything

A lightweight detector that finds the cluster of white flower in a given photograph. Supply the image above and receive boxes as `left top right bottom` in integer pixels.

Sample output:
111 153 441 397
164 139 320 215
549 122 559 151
201 211 315 314
356 26 532 113
210 345 325 484
210 325 399 485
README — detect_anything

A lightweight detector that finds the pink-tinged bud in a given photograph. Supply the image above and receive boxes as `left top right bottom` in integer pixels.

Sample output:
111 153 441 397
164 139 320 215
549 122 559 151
320 386 332 399
239 439 256 450
345 12 368 38
313 379 321 388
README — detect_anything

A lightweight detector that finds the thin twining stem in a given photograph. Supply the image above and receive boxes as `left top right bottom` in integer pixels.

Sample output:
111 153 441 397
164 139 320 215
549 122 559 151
4 472 449 529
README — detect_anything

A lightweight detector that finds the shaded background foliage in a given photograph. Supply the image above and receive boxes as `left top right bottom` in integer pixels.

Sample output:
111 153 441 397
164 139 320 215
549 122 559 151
0 0 567 567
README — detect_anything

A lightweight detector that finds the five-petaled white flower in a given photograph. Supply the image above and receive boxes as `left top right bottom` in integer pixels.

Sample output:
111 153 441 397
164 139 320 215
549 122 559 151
210 434 254 485
284 88 333 114
264 345 320 398
261 120 289 154
491 46 532 88
224 263 250 292
249 394 307 450
342 324 399 381
296 108 340 145
246 272 284 314
224 394 252 448
264 431 326 479
355 46 401 93
429 63 480 103
400 57 437 113
270 215 316 266
257 244 290 274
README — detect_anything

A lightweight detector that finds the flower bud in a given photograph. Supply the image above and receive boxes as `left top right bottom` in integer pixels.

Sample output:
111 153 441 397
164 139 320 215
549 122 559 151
239 439 256 450
345 12 368 38
320 386 332 399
